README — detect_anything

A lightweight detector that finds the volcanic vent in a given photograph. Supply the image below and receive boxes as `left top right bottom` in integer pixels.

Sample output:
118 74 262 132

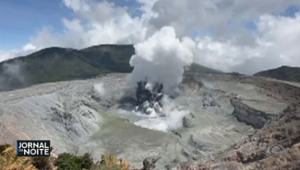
110 75 193 133
134 78 164 115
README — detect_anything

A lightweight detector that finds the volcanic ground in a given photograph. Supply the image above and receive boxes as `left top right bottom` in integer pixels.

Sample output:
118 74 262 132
0 73 299 169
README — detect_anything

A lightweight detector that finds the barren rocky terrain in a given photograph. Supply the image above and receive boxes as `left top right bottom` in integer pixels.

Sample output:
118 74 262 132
0 73 299 169
178 74 300 170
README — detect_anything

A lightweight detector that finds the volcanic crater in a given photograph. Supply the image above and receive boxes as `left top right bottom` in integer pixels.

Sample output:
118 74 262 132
0 72 299 169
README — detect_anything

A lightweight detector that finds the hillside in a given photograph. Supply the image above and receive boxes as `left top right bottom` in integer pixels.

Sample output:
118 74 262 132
0 45 220 91
185 63 222 74
254 66 300 82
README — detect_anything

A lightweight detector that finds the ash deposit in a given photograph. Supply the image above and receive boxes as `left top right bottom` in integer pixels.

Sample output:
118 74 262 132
1 71 295 169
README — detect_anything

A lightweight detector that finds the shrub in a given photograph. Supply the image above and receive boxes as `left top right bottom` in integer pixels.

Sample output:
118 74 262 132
0 144 11 153
30 156 55 170
90 154 130 170
0 146 37 170
30 146 56 170
54 152 93 170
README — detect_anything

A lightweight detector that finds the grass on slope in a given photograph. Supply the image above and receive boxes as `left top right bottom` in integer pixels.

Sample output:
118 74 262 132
254 66 300 82
0 46 132 91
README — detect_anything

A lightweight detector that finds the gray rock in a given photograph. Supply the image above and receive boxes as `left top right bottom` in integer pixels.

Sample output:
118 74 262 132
202 92 219 108
182 112 195 128
230 98 277 129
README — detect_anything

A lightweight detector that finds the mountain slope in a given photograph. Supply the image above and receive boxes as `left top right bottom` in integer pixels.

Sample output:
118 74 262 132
254 66 300 82
80 44 134 73
0 45 220 91
186 63 222 74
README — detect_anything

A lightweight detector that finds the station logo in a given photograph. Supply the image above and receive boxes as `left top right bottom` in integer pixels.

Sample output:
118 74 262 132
16 140 51 157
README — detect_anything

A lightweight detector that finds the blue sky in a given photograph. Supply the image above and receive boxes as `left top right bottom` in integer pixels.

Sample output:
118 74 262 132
0 0 141 50
0 0 299 50
0 0 68 49
0 0 67 49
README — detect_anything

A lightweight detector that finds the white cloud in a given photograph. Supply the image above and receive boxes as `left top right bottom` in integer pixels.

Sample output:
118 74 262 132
0 44 35 62
193 12 300 74
22 44 36 51
150 0 300 42
24 0 148 50
1 0 300 75
62 0 90 12
194 37 254 72
0 50 18 62
62 18 83 33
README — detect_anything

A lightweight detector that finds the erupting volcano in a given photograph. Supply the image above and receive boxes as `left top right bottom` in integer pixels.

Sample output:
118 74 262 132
134 78 164 115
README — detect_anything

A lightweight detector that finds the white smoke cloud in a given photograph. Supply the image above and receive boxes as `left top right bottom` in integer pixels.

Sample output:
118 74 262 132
0 61 27 91
134 96 190 132
126 26 195 92
93 83 106 97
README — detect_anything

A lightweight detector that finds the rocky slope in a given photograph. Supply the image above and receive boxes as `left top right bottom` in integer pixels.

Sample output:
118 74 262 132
177 74 300 170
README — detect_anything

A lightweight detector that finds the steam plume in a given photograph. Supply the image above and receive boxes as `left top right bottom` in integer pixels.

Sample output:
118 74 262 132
126 26 195 93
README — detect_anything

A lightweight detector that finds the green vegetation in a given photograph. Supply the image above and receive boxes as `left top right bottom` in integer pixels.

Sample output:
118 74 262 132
87 155 130 170
0 44 220 91
54 152 94 170
31 156 55 170
254 66 300 82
